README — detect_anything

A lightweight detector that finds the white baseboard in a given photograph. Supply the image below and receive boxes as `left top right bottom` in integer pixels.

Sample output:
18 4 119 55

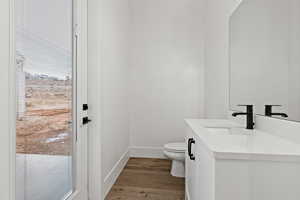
129 146 167 159
103 150 130 198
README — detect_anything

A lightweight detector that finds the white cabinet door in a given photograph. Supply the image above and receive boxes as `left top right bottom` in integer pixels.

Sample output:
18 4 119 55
185 128 198 200
186 126 215 200
196 141 215 200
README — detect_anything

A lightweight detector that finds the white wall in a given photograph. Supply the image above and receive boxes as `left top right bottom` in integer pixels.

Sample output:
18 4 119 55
100 0 130 181
129 0 205 152
88 0 131 198
204 0 241 118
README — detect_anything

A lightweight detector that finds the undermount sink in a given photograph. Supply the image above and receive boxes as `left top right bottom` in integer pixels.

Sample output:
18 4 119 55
206 127 252 135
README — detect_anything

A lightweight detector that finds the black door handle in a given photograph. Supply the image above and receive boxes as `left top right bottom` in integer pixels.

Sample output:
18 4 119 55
82 117 92 125
188 138 195 161
188 138 192 157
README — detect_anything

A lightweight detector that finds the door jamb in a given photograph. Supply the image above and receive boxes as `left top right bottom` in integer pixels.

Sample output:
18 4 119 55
9 0 16 199
87 0 103 198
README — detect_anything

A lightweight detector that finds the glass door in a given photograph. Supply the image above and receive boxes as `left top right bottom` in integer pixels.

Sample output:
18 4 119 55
14 0 87 199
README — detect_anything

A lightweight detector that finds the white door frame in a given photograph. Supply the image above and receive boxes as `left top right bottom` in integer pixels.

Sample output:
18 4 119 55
6 0 89 199
71 0 88 198
87 0 104 198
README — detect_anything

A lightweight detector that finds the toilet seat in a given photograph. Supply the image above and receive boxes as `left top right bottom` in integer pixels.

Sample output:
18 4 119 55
164 143 186 153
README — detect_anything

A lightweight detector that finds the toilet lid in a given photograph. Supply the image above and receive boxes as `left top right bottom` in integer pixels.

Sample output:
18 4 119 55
164 143 186 153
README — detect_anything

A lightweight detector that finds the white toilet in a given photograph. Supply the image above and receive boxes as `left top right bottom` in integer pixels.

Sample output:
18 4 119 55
164 142 186 178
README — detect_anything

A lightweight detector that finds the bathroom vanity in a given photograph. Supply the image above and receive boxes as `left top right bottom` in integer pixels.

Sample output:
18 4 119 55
185 119 300 200
184 0 300 199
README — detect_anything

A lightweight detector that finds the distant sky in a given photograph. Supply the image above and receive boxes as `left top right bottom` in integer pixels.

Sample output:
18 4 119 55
16 0 73 80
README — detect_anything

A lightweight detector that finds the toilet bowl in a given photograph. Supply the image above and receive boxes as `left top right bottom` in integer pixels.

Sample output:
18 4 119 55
164 143 186 178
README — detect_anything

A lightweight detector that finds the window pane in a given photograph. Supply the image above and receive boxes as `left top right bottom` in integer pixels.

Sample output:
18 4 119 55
15 0 74 199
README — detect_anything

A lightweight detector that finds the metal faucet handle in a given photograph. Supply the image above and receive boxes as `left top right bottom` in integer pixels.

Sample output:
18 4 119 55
237 104 253 107
233 105 254 129
265 105 288 118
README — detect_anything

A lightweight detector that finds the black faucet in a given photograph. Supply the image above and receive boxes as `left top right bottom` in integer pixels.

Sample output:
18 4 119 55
265 105 288 118
232 105 255 129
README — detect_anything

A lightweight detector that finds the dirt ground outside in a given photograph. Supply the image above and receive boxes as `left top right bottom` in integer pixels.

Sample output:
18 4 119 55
16 78 73 156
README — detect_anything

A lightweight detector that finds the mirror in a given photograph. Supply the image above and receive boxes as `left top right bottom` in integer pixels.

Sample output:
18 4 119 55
229 0 300 121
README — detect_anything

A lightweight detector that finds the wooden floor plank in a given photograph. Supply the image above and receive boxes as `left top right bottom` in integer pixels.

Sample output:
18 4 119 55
105 158 185 200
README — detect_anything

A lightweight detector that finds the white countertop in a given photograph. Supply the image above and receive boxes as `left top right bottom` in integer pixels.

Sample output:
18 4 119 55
185 119 300 162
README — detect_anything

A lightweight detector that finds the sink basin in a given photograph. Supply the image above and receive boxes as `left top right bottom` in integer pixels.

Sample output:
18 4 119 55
206 127 252 135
